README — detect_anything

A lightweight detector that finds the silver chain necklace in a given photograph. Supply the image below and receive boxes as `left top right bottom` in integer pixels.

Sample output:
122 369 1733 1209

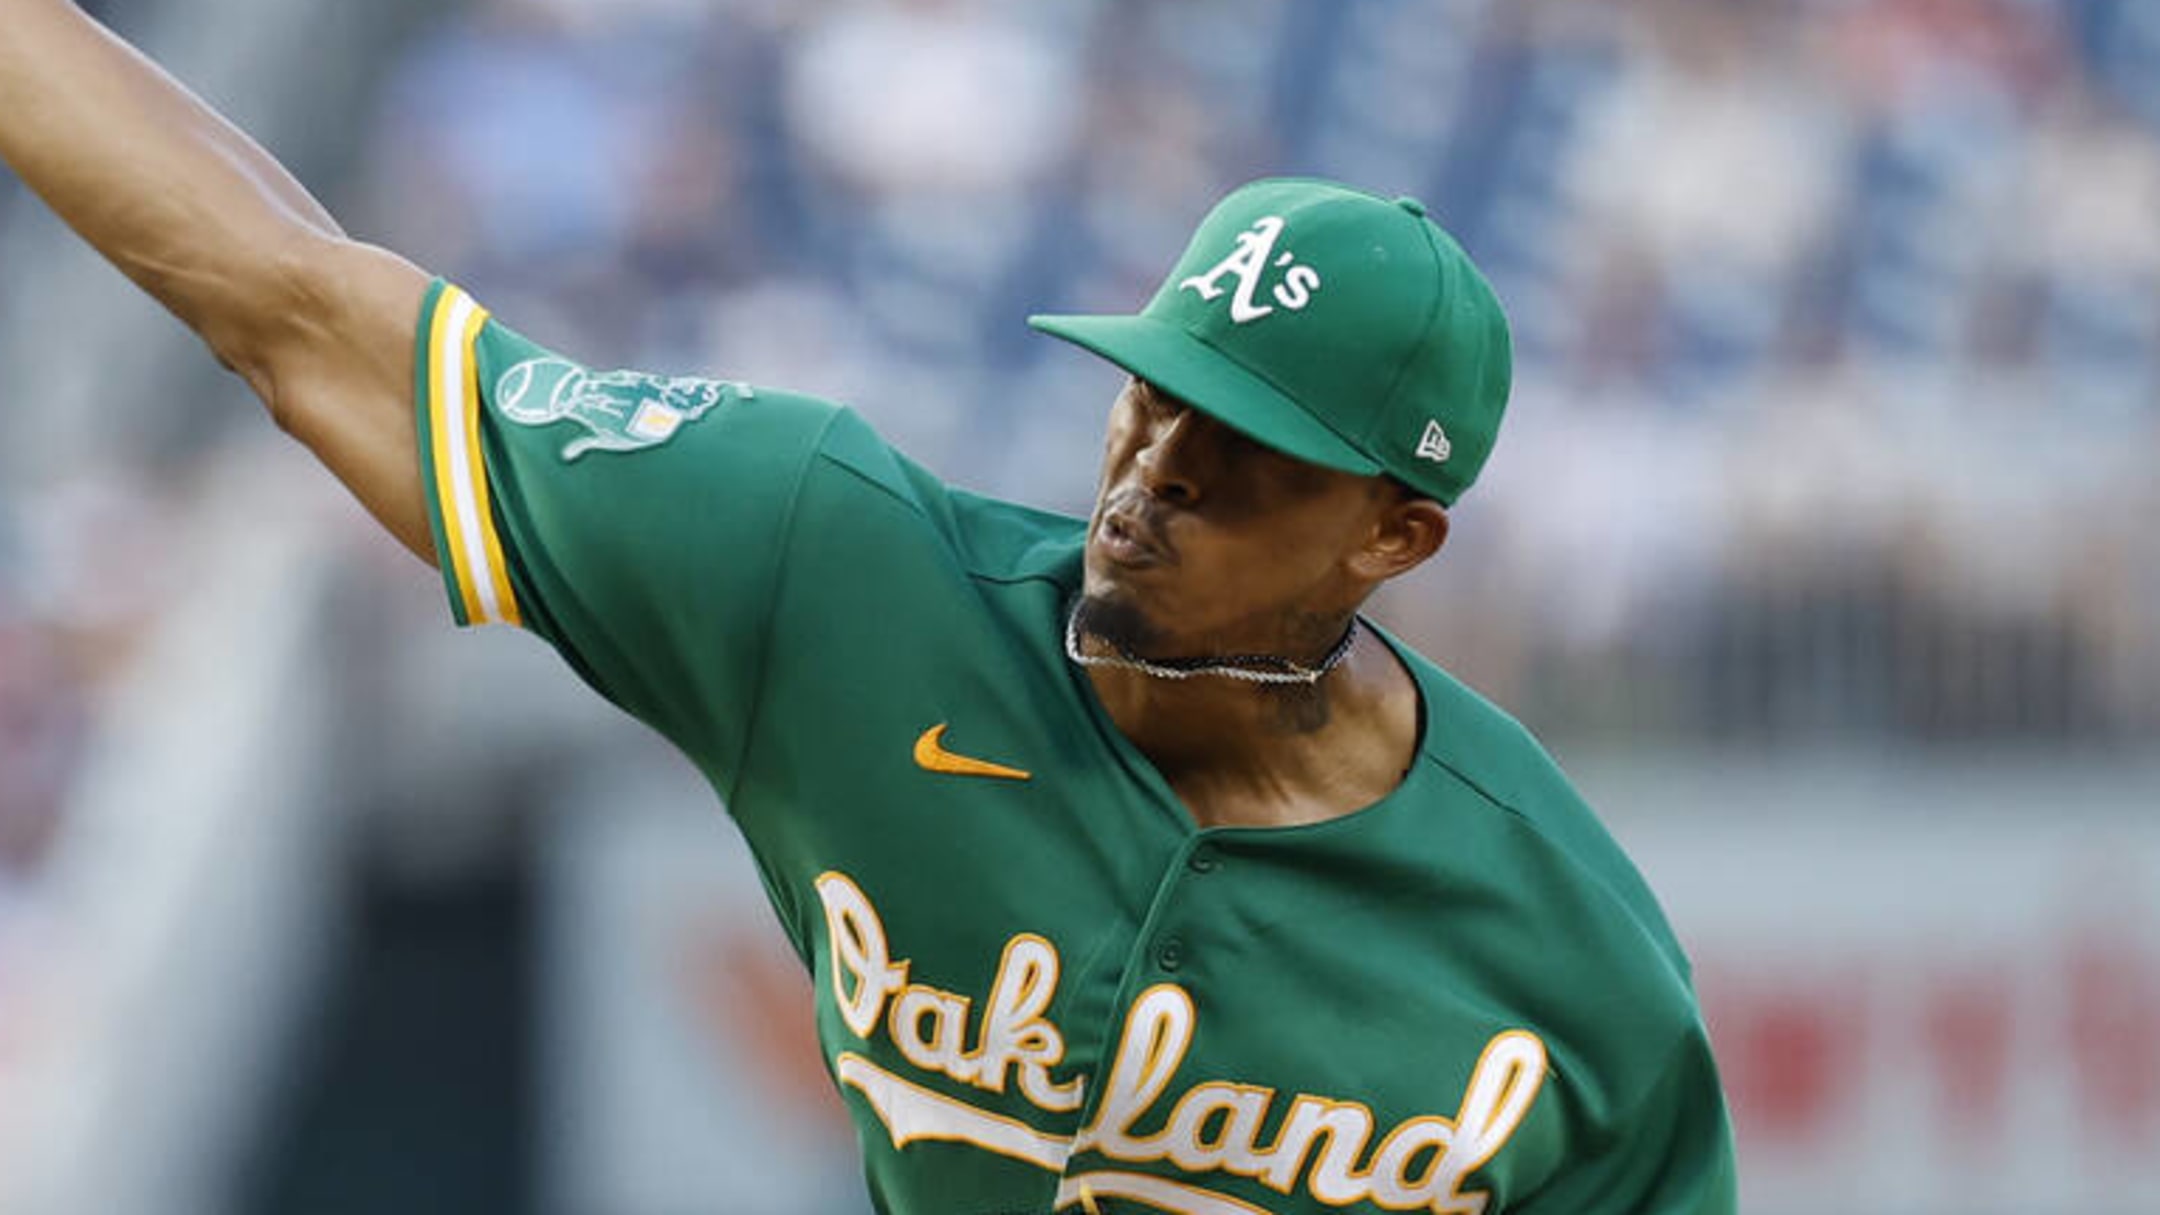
1062 599 1358 686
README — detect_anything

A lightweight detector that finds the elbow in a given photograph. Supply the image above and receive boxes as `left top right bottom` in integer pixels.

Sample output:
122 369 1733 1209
204 235 341 433
230 348 303 437
201 328 288 429
167 232 428 449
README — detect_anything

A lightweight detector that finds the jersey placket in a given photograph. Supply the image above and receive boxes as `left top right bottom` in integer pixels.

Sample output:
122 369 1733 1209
1060 831 1227 1179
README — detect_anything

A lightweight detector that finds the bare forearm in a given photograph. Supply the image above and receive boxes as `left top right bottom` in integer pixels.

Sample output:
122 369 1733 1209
0 0 343 362
0 0 441 563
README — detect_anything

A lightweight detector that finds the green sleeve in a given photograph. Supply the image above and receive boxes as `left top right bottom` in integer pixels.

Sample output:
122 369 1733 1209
411 280 840 769
1516 1023 1738 1214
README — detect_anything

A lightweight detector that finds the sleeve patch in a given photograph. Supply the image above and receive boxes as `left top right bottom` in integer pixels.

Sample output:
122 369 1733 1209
493 358 748 463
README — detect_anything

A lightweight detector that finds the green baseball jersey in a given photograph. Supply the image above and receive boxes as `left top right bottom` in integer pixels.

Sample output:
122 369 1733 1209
413 281 1738 1215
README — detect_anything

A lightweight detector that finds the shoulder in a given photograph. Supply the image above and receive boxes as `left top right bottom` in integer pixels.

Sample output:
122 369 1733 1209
1398 639 1679 958
1384 635 1705 1081
800 407 1086 584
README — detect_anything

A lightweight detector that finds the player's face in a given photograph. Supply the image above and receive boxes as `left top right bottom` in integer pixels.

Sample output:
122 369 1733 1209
1081 378 1439 661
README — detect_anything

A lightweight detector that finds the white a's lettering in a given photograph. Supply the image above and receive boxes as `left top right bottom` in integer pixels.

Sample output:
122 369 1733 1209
1178 216 1322 323
1073 983 1196 1158
813 872 1082 1111
817 872 908 1037
975 935 1085 1111
1418 1030 1549 1205
815 872 1549 1214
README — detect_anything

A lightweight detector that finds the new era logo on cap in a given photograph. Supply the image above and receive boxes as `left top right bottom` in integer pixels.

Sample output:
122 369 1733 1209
1416 420 1451 463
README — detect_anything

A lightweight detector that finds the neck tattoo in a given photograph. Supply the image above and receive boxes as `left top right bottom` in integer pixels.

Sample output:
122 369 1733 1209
1063 599 1358 687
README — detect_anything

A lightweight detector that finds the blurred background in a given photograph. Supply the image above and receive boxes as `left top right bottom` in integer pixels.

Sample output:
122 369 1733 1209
2 0 2157 1211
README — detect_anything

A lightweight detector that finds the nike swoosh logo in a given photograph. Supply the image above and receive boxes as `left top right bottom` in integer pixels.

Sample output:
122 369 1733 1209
914 723 1032 781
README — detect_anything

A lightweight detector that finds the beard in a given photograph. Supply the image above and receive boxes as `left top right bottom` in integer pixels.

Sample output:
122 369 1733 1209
1069 590 1350 724
1071 592 1168 658
1074 587 1357 673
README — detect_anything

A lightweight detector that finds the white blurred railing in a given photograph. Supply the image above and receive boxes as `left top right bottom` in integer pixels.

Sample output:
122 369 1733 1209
0 451 348 1215
0 0 423 1210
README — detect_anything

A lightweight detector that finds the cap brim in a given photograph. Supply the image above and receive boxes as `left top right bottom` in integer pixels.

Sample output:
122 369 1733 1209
1027 314 1382 478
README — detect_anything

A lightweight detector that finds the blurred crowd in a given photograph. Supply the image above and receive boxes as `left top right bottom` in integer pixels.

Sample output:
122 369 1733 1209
352 0 2160 745
5 0 2160 916
1 0 152 1026
0 180 62 1006
5 11 2155 1208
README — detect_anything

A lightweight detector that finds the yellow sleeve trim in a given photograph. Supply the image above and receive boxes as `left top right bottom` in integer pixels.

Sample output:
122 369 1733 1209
426 285 523 628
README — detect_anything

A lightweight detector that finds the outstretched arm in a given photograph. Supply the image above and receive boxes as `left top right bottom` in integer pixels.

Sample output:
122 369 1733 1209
0 0 437 560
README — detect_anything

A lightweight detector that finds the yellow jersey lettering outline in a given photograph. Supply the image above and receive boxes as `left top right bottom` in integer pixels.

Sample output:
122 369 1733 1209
1057 1169 1280 1214
836 1051 1074 1171
814 872 1547 1214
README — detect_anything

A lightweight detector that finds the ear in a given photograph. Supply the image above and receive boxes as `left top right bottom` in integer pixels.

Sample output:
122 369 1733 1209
1348 493 1449 582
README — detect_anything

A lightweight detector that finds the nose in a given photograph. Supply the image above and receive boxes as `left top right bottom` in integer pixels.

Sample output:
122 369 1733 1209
1134 406 1206 506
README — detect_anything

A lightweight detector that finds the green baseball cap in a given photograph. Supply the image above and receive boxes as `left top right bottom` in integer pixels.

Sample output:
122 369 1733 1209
1029 177 1512 505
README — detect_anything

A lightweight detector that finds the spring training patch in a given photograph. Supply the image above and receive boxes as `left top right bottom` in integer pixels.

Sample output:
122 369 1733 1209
495 356 750 461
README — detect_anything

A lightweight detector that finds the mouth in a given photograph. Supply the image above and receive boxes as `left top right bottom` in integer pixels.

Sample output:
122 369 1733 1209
1094 504 1175 570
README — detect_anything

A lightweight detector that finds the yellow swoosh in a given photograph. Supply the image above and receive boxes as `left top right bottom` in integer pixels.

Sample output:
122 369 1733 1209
914 723 1032 781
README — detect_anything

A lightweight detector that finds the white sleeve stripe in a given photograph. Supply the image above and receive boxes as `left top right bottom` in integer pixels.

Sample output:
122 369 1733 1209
435 290 508 625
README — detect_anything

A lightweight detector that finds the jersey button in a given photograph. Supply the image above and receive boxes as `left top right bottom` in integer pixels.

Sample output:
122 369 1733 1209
1187 851 1218 874
1156 937 1185 972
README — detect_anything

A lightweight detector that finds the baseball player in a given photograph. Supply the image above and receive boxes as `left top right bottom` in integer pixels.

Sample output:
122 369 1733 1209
0 4 1736 1212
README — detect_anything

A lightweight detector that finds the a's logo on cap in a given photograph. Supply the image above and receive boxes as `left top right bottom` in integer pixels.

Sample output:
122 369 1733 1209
1178 216 1322 325
1416 420 1452 464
